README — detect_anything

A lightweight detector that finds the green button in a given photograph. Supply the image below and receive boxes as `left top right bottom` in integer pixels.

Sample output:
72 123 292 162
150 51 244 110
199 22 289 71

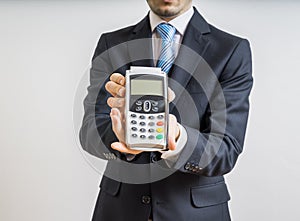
156 134 163 140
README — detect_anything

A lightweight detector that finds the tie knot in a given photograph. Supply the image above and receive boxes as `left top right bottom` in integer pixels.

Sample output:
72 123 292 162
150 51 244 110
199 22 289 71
156 23 176 42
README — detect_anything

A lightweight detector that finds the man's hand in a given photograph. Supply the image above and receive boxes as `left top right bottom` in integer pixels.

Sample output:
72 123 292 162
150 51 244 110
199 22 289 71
105 73 141 155
105 73 180 154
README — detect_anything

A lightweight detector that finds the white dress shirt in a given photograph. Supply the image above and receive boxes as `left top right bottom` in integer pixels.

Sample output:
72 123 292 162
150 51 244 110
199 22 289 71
149 7 194 65
149 7 194 162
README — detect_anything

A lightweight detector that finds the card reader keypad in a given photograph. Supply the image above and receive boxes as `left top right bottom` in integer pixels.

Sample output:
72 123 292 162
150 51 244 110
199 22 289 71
129 112 165 141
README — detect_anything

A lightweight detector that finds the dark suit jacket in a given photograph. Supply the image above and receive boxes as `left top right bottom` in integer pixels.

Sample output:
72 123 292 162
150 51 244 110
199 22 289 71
80 7 253 221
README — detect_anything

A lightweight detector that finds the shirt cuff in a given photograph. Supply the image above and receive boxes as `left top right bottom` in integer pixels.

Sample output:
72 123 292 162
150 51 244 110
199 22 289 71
159 123 187 162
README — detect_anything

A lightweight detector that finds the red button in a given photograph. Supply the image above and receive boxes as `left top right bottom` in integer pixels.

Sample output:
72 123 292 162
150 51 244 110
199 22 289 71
157 121 164 126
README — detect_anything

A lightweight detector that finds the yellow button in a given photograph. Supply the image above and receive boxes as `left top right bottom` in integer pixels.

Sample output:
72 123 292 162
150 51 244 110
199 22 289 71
156 128 163 133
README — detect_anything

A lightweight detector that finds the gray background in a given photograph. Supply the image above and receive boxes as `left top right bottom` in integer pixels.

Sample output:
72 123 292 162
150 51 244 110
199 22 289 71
1 0 300 220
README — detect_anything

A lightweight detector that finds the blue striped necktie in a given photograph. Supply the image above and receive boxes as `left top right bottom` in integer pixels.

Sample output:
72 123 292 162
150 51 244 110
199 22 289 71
156 23 176 74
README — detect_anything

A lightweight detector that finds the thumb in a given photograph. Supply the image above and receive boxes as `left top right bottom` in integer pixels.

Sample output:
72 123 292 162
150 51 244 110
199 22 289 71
168 114 177 151
168 87 175 103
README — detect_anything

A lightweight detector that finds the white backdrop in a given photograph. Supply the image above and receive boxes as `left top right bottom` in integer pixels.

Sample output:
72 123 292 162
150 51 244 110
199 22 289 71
1 1 300 220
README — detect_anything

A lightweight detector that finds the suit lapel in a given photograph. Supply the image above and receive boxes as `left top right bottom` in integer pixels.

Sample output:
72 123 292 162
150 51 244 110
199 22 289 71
127 15 154 67
169 8 211 112
126 9 212 113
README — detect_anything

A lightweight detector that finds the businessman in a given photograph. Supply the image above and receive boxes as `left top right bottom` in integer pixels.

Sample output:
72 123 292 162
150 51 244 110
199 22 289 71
80 0 253 220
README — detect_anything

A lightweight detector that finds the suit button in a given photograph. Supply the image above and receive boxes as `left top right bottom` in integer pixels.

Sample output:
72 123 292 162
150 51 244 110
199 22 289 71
151 155 158 163
192 167 198 172
142 196 151 204
184 162 191 170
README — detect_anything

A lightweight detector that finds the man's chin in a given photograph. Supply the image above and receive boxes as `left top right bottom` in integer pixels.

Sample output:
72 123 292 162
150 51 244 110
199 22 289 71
156 8 178 18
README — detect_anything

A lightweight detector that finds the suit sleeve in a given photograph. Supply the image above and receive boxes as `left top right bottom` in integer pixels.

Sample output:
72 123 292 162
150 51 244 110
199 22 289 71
173 39 253 177
79 34 121 160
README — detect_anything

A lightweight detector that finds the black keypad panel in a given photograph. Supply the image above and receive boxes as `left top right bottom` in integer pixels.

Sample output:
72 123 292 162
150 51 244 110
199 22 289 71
130 97 165 114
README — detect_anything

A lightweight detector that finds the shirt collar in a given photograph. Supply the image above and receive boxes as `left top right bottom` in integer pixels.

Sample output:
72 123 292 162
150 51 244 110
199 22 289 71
149 7 194 36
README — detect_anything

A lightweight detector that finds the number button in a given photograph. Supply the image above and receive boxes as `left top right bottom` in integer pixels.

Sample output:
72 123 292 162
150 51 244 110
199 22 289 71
148 122 155 126
131 127 137 131
148 116 155 120
140 122 146 126
131 114 137 118
132 134 138 138
131 120 137 125
149 129 155 133
139 115 145 119
140 135 146 139
140 128 146 133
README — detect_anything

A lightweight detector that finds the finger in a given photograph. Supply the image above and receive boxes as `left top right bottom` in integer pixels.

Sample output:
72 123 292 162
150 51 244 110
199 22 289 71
110 73 126 86
168 114 177 151
110 108 124 142
111 142 142 155
105 81 126 97
168 87 175 103
107 97 125 108
111 108 122 122
110 103 125 126
110 109 122 134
